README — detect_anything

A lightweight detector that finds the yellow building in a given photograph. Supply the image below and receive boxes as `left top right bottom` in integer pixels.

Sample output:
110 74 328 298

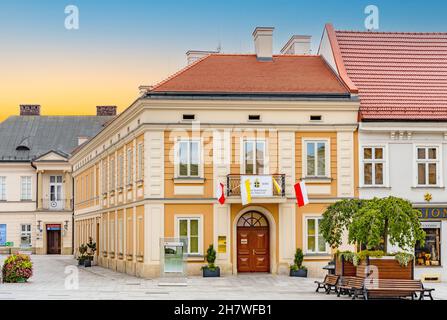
70 28 359 277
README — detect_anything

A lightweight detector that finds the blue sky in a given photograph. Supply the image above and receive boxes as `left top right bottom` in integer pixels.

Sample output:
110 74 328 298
0 0 446 119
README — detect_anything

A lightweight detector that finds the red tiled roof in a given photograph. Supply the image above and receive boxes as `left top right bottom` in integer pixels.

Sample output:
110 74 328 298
333 29 447 120
150 54 349 94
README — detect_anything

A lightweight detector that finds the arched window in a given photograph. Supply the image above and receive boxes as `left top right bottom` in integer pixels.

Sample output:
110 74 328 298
237 211 268 227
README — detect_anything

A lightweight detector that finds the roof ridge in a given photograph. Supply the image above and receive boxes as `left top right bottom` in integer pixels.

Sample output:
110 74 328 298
336 30 447 35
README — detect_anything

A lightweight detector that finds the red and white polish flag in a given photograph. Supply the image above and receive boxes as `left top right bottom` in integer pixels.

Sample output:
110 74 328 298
294 181 309 207
216 182 226 205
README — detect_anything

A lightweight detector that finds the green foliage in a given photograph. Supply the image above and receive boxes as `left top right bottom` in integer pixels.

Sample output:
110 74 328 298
319 199 364 248
393 252 414 267
203 244 217 271
321 197 426 252
77 243 88 261
2 254 33 283
290 248 307 271
86 237 97 260
336 250 355 264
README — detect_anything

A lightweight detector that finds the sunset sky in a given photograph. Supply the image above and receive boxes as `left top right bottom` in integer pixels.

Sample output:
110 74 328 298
1 0 446 121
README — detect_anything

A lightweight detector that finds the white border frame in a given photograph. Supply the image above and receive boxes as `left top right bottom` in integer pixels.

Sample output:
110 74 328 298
174 137 204 179
240 138 269 175
413 144 443 188
302 138 330 178
302 214 329 255
174 214 204 256
359 144 389 187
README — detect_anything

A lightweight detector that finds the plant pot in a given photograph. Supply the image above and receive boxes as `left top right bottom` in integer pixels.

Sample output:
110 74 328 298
290 269 308 277
16 278 27 283
84 259 92 267
202 266 220 277
78 259 85 266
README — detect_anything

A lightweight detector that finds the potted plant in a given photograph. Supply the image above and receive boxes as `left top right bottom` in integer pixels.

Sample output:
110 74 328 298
201 244 220 277
77 243 88 266
1 254 33 283
290 248 307 277
86 237 97 266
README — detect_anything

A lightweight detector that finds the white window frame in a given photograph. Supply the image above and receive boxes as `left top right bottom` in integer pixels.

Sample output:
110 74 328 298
20 224 32 248
174 138 203 178
137 143 144 181
360 145 388 187
414 144 442 187
0 176 6 201
20 176 32 201
303 216 329 255
175 215 203 255
118 154 124 188
241 139 268 175
126 148 133 185
302 139 330 178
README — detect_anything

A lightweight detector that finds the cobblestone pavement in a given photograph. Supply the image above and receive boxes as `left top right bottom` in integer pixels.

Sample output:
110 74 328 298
0 255 446 300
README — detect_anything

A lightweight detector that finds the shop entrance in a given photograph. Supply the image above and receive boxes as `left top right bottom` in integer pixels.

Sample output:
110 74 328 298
46 224 61 254
236 211 270 272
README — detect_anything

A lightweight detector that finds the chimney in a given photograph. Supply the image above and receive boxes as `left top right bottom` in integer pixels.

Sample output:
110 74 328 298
280 35 312 55
96 106 117 116
20 104 41 116
186 50 217 65
253 27 274 61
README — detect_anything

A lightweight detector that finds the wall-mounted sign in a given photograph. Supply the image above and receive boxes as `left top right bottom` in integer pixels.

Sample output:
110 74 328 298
0 224 6 246
240 239 248 245
46 224 61 231
421 221 441 229
218 236 226 253
241 175 273 197
417 208 447 219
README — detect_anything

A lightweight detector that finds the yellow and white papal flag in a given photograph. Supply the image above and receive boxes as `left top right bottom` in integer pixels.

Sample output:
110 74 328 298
240 177 252 205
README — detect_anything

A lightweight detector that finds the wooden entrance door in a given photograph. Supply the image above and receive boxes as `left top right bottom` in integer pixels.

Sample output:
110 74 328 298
236 211 270 273
47 229 61 254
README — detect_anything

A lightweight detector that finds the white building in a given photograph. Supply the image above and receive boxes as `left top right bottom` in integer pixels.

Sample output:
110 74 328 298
319 24 447 281
0 105 115 254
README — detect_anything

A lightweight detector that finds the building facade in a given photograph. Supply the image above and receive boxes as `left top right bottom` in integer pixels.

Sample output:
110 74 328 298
320 24 447 281
71 27 359 278
0 105 114 255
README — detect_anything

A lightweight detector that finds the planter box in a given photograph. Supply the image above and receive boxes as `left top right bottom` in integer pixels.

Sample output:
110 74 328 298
356 257 413 280
335 256 357 276
84 259 92 268
290 269 308 277
202 267 220 277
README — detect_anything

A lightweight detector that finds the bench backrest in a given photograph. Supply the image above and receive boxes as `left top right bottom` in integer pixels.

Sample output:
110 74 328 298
364 279 422 290
325 274 339 286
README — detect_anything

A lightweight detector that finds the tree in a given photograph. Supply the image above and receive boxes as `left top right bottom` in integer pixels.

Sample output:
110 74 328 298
320 196 425 253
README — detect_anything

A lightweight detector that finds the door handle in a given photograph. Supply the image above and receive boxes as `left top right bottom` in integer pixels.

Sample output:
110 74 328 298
252 249 255 255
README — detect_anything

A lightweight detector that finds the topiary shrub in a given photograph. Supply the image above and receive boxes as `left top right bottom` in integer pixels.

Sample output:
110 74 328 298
205 244 217 271
290 248 307 271
2 254 33 283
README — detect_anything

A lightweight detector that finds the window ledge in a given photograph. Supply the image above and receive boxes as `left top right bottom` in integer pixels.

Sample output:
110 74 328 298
174 178 205 184
185 254 205 262
359 186 391 189
301 177 332 184
415 265 443 268
412 186 445 190
304 254 331 260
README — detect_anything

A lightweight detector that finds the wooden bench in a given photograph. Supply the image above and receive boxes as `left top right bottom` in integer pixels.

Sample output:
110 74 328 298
337 276 365 298
363 279 434 300
314 274 339 294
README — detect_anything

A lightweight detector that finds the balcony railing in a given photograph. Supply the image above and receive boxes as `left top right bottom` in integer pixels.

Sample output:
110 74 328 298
226 174 286 197
41 199 73 211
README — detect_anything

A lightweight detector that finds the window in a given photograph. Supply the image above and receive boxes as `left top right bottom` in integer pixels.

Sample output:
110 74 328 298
126 148 133 185
305 217 327 254
20 224 31 248
243 140 266 174
362 146 385 186
109 158 115 191
178 217 201 254
177 140 200 177
182 114 195 121
416 146 439 186
102 219 107 253
118 218 123 255
137 143 144 181
0 176 5 201
20 176 32 200
109 219 115 253
118 154 124 188
102 160 107 194
415 222 441 266
304 140 328 177
248 115 261 121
